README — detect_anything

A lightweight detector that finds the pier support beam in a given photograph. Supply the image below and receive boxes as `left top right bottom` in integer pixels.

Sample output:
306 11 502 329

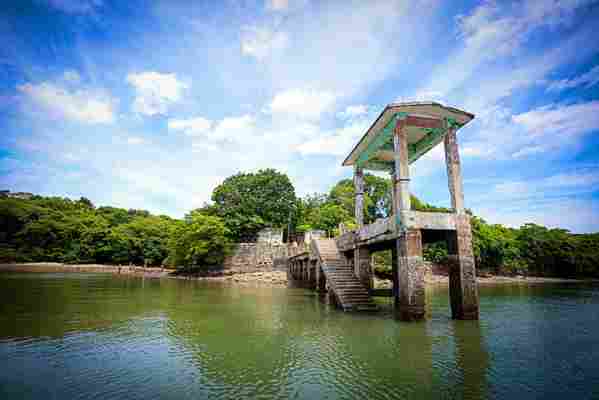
391 246 399 305
354 166 365 228
393 119 411 214
355 246 372 290
396 229 426 321
444 127 465 214
444 124 479 320
392 116 424 320
316 263 326 293
447 215 479 320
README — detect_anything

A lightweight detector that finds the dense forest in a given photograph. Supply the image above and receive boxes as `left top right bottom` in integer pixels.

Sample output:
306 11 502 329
1 168 598 278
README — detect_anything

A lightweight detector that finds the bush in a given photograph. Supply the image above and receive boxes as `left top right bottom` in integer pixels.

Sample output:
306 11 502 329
168 214 232 270
373 265 393 280
423 242 448 264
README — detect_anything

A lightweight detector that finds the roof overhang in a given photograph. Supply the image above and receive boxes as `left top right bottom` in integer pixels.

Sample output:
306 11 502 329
342 102 475 171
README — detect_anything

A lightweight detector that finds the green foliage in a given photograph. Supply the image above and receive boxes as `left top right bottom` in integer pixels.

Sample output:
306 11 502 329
423 242 449 264
0 195 176 267
471 216 521 273
328 174 392 223
209 169 296 241
372 250 393 280
373 265 393 280
168 214 231 270
3 167 599 280
301 203 353 236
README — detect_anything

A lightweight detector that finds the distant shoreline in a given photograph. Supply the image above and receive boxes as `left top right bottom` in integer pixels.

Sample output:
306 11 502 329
0 262 169 277
1 263 596 287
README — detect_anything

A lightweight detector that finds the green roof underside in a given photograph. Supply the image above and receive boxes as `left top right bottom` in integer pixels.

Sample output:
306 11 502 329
355 112 464 172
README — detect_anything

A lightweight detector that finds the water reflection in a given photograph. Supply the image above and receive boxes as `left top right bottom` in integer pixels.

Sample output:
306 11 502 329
1 273 598 400
452 320 489 400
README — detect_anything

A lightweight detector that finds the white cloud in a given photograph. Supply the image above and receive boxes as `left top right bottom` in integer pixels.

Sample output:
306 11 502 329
419 0 595 100
511 145 545 159
461 145 495 158
210 114 255 140
296 118 369 156
127 137 146 145
241 26 289 61
476 197 598 233
174 114 256 151
266 0 289 11
512 101 599 138
468 168 599 232
18 81 115 124
266 88 336 120
546 64 599 92
168 117 212 136
479 168 599 199
126 71 189 116
266 0 308 12
337 105 368 120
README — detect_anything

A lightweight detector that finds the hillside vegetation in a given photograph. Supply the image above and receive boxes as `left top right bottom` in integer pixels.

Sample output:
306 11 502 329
1 169 598 277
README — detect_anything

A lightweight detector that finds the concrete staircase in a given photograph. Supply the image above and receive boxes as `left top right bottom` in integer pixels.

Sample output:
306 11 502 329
312 239 377 312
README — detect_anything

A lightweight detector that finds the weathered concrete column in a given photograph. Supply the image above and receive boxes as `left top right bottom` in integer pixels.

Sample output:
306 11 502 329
316 262 326 293
355 246 372 290
391 246 399 305
354 166 365 228
444 128 465 214
389 167 399 304
393 119 411 214
396 229 426 321
293 261 297 280
303 260 308 282
447 215 479 320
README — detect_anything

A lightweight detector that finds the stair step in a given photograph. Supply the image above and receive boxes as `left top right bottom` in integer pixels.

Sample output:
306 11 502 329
309 238 378 313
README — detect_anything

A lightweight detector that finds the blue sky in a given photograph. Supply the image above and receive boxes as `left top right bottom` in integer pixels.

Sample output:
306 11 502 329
1 0 599 232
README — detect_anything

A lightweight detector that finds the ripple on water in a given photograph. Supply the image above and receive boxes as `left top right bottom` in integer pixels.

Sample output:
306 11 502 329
1 275 599 400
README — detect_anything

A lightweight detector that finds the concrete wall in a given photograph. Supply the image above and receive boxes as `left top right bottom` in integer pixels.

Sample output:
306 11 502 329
223 242 288 272
257 228 284 244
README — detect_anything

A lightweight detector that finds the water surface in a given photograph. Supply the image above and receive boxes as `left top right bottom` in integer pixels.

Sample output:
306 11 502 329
1 273 598 399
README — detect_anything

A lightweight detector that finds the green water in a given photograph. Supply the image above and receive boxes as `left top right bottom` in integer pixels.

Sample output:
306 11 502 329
0 273 598 400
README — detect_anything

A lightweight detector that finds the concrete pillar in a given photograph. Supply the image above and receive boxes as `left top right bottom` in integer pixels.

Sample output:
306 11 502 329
303 260 307 282
354 166 365 228
391 246 399 305
355 246 372 290
317 264 326 293
396 229 426 321
444 128 465 214
447 215 479 319
393 119 411 214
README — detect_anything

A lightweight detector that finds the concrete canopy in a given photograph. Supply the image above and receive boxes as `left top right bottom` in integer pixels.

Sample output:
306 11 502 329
342 102 475 171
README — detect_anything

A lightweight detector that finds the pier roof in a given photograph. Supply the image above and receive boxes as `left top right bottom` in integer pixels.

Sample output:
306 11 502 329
342 102 475 171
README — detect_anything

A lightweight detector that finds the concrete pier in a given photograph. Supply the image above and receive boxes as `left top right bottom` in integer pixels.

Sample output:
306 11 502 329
289 102 480 320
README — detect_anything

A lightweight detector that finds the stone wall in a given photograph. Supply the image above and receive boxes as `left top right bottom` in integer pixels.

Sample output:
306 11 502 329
223 242 288 273
256 228 284 244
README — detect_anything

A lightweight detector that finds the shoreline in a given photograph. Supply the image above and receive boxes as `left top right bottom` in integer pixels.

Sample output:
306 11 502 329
1 263 595 287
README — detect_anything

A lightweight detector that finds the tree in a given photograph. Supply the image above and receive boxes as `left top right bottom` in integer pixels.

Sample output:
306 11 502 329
168 214 232 269
303 203 353 236
210 169 296 240
327 173 449 225
328 174 391 224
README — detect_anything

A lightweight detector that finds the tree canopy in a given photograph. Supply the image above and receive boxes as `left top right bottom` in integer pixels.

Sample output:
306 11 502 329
206 169 296 241
168 213 231 269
